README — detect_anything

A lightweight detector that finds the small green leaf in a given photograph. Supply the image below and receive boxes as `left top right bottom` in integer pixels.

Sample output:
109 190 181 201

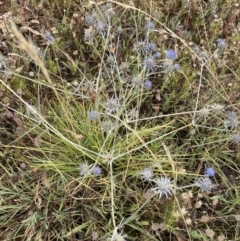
190 230 203 240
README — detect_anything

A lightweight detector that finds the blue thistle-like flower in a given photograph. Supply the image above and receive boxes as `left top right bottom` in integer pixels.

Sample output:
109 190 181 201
196 177 214 192
152 176 173 198
154 52 161 59
228 111 237 120
165 49 177 60
216 38 225 49
204 167 215 177
90 11 99 22
144 79 152 90
96 21 106 33
92 166 102 176
140 168 153 181
224 111 239 129
145 42 157 53
144 56 156 72
44 31 55 43
85 15 94 26
172 63 180 72
232 135 240 144
145 21 155 30
105 97 120 113
87 110 99 121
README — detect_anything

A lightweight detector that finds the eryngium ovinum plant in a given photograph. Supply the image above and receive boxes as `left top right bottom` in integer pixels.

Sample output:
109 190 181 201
72 2 225 240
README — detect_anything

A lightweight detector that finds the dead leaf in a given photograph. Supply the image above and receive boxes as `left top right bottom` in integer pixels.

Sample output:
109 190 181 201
34 135 43 147
92 231 99 240
212 198 219 206
195 200 203 209
0 11 12 19
32 167 38 173
16 66 24 74
41 173 49 187
64 129 84 140
155 90 161 101
151 223 160 231
159 222 167 231
109 44 116 54
19 0 30 8
152 105 160 116
34 183 42 208
91 91 96 102
0 18 10 35
217 234 226 241
30 19 40 24
181 192 190 202
235 214 240 221
199 215 210 223
205 228 215 239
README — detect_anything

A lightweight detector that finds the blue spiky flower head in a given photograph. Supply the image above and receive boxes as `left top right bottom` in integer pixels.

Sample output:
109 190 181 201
145 21 155 30
216 38 225 49
87 110 99 121
96 21 106 34
44 30 55 43
144 56 156 72
145 42 157 52
232 135 240 144
92 166 102 176
165 49 177 60
204 167 215 177
154 52 161 59
172 63 180 72
144 79 152 90
85 15 94 26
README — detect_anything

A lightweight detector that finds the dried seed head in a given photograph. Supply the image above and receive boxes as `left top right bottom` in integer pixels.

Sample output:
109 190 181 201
131 76 142 88
78 163 91 177
119 62 130 72
140 168 154 181
102 121 115 132
84 27 94 42
105 97 120 113
196 177 214 192
152 176 173 198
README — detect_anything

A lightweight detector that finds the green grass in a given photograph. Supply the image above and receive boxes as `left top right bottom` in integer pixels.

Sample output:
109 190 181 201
0 0 240 240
